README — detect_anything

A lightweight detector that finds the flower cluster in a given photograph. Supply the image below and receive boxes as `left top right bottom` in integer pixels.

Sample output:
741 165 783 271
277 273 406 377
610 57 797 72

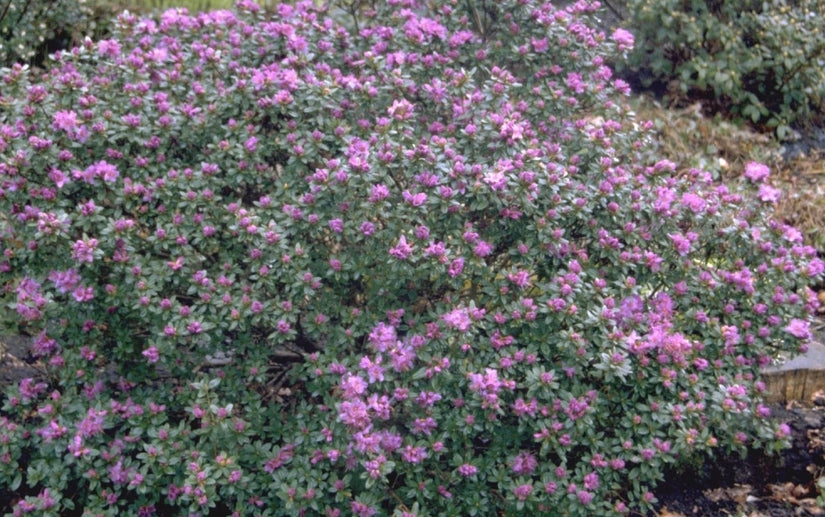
0 0 819 515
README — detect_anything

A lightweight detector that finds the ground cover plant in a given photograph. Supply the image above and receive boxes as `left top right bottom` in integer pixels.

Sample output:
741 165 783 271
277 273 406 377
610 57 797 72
0 0 822 515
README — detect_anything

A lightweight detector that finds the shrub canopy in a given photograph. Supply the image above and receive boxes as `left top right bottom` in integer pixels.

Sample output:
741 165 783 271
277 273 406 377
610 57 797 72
0 1 820 515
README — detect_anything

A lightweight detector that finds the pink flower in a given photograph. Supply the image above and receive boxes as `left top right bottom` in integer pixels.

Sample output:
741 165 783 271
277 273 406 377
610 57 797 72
511 451 538 474
340 373 368 399
442 307 471 332
72 238 99 263
758 184 781 203
680 192 706 213
612 28 635 51
72 286 94 302
142 346 160 363
775 423 791 439
350 501 376 517
744 162 770 182
473 240 493 257
584 472 599 490
785 318 811 339
97 39 121 57
52 110 78 131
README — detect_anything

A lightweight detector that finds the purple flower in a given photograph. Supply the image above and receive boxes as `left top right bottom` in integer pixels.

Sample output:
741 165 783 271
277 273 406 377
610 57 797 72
473 240 493 257
390 343 415 372
369 184 390 203
458 463 478 476
511 451 538 475
328 218 344 233
360 221 375 236
577 490 594 505
77 408 107 437
412 416 437 435
350 501 376 517
448 257 464 277
668 233 691 256
401 444 428 463
442 307 472 332
340 373 368 399
359 356 385 384
402 190 427 206
48 167 69 188
389 235 413 260
49 268 81 293
513 484 533 501
338 400 370 429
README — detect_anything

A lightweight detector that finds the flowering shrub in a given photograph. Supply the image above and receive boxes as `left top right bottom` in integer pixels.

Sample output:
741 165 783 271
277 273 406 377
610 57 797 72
0 0 821 515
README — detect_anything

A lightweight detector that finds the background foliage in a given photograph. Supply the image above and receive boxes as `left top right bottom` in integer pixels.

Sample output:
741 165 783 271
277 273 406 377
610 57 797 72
613 0 825 140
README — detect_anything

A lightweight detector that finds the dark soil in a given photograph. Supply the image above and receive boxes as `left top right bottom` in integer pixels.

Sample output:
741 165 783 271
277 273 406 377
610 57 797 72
648 402 825 516
0 335 43 385
3 336 825 516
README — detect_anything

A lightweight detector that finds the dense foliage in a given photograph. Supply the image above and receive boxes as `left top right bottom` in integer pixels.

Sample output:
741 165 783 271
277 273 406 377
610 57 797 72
615 0 825 140
0 0 821 515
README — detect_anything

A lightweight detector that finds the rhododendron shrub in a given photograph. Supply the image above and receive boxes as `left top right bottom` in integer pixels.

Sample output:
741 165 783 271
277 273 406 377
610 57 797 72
0 0 820 515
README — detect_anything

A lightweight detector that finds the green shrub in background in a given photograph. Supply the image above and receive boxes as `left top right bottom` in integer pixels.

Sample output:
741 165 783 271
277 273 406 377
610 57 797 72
121 0 282 12
613 0 825 140
0 0 95 68
0 0 283 70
